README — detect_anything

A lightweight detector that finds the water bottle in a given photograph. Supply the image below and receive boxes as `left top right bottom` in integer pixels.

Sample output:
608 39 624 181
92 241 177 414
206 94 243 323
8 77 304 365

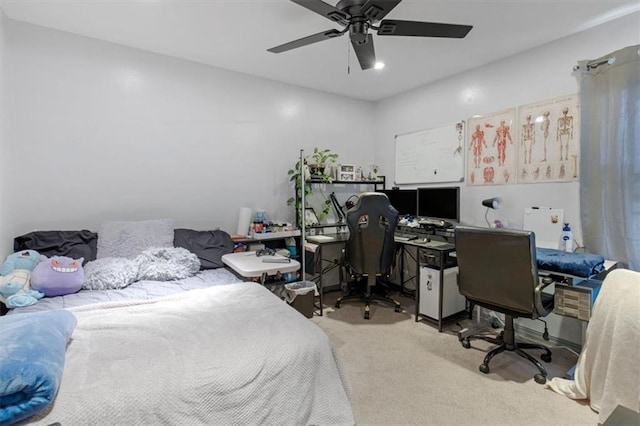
285 237 297 258
559 223 574 252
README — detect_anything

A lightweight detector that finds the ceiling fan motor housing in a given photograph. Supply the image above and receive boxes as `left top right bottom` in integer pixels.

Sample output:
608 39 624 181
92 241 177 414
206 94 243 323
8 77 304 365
350 19 369 44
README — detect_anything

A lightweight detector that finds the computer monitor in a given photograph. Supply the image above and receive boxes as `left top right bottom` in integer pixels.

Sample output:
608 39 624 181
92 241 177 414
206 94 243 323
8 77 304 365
417 186 460 223
378 189 418 216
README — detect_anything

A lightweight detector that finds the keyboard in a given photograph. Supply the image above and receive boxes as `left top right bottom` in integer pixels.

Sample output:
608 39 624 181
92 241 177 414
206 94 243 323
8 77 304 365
418 218 454 228
395 233 418 242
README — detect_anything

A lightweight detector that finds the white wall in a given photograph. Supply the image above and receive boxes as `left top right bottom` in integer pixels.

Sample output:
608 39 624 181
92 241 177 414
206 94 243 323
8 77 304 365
0 11 8 260
375 12 640 241
374 12 640 345
0 19 376 259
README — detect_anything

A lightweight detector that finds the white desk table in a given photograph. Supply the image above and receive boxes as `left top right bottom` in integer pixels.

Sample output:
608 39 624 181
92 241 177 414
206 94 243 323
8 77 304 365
222 251 300 284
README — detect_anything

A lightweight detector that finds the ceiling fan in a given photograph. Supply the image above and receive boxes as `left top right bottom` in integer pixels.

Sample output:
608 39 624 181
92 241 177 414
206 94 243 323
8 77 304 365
267 0 473 70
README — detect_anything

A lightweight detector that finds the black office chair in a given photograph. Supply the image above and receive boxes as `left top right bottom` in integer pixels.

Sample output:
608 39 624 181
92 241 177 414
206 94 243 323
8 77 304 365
454 225 555 384
335 192 402 319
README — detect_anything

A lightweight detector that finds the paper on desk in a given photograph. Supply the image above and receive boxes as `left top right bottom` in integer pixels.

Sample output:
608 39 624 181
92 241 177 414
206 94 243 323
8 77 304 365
306 235 334 242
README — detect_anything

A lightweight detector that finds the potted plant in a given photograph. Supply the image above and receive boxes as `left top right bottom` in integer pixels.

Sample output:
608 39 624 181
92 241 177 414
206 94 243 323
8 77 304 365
308 147 339 178
287 148 339 225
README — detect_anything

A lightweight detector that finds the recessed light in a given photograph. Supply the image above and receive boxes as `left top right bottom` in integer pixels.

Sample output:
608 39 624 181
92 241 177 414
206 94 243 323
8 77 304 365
374 62 385 70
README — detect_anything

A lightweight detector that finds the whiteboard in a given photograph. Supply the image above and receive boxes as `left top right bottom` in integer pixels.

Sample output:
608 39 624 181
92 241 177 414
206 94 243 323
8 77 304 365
394 121 465 184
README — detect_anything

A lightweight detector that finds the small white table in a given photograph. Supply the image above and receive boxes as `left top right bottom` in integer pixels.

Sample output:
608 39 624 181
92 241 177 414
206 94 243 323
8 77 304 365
222 251 300 284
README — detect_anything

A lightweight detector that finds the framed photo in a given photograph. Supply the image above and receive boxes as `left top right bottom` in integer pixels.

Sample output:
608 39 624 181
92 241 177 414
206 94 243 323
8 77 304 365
304 207 320 226
339 171 356 181
339 164 355 173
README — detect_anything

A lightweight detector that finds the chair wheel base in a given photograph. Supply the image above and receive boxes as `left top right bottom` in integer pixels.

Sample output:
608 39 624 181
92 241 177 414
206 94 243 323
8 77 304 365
335 302 341 309
479 364 490 374
541 353 552 363
534 373 547 384
394 305 402 313
461 339 471 349
364 311 370 320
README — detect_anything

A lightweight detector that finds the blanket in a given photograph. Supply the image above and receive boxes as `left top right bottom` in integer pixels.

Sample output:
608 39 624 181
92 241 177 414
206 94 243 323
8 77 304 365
546 269 640 423
26 282 354 425
536 248 605 278
11 269 242 314
82 246 200 290
0 310 76 425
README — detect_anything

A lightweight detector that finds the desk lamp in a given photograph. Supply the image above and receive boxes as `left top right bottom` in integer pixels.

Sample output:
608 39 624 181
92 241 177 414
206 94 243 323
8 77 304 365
482 197 502 227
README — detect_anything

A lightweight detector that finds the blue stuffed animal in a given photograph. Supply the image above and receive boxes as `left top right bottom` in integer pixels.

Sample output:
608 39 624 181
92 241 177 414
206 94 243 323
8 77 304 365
0 250 45 308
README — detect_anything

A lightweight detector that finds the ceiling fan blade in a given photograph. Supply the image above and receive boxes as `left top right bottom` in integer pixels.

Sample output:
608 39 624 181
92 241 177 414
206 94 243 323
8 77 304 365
377 19 473 38
351 34 376 70
290 0 350 25
361 0 402 21
268 29 345 53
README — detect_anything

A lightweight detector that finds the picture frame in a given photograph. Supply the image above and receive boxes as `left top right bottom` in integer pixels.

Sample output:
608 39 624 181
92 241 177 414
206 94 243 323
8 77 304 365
304 207 320 226
339 164 355 173
338 171 356 181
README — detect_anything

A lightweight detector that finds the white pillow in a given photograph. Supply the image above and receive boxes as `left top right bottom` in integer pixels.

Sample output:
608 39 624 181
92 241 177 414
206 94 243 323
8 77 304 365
97 219 175 259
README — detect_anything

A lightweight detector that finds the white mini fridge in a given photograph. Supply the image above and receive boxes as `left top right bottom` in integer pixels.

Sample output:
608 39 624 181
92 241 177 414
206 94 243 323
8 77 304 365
418 266 466 320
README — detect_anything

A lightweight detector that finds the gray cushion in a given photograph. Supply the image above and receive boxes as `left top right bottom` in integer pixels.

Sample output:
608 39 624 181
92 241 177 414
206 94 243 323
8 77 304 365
14 230 97 265
173 229 234 269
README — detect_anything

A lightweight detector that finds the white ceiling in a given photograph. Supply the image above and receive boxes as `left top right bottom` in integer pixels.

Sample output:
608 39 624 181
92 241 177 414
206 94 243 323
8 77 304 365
1 0 638 101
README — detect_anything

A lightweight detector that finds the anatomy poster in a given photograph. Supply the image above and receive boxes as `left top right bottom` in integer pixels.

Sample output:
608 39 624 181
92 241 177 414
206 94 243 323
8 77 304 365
517 94 580 183
466 108 517 186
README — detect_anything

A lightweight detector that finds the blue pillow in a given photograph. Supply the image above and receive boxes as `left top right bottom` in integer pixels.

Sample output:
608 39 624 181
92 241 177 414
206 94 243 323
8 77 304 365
0 310 77 425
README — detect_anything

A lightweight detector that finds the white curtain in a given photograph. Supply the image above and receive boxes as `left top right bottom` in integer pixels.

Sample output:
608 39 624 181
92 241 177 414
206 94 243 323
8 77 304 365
578 45 640 270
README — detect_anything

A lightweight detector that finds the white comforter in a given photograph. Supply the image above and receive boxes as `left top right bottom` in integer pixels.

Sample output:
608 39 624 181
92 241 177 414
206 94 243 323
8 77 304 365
26 282 354 425
546 269 640 423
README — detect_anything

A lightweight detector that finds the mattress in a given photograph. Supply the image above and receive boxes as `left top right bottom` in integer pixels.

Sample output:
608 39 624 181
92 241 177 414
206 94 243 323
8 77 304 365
23 282 354 425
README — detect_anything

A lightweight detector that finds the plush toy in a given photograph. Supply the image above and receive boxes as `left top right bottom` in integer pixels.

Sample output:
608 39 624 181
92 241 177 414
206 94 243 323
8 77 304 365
0 250 45 308
31 256 84 297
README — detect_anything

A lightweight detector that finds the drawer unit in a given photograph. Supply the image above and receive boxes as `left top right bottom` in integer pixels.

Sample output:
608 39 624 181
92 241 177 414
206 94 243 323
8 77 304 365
404 239 467 331
419 266 466 320
419 246 457 269
554 279 602 321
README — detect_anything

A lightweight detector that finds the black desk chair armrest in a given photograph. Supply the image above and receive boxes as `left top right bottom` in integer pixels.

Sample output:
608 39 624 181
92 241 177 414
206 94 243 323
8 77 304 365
534 276 555 317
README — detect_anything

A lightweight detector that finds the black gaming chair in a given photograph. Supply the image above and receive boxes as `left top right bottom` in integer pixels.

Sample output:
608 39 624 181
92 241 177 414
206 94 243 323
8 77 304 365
454 225 555 384
335 192 402 319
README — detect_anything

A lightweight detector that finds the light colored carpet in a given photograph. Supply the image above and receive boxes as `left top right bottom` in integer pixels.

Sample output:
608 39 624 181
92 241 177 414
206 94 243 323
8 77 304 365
311 291 597 426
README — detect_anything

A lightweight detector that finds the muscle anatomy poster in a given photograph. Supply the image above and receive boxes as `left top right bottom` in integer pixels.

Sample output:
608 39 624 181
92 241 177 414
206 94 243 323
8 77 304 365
517 94 580 183
466 108 517 186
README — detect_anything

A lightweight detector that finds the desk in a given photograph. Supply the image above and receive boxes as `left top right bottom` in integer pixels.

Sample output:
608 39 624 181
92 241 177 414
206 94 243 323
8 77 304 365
398 239 467 331
306 233 460 323
305 233 350 316
232 230 301 252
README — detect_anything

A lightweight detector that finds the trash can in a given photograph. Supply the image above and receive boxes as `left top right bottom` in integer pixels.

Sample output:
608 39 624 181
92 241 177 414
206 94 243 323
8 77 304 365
284 280 317 318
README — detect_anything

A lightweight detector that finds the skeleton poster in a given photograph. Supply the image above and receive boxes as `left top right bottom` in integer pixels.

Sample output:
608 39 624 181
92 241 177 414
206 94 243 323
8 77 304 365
466 108 517 186
517 94 580 183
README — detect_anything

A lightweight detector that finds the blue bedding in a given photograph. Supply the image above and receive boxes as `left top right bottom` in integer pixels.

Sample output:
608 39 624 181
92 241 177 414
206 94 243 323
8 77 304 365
0 310 77 425
536 248 605 278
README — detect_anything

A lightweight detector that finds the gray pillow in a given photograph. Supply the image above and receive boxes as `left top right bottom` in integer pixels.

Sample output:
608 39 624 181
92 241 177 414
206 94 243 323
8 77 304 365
173 229 234 269
97 219 175 259
14 230 98 265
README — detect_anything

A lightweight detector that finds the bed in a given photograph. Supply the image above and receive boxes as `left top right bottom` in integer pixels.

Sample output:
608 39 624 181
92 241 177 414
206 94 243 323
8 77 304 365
1 222 355 425
546 268 640 423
